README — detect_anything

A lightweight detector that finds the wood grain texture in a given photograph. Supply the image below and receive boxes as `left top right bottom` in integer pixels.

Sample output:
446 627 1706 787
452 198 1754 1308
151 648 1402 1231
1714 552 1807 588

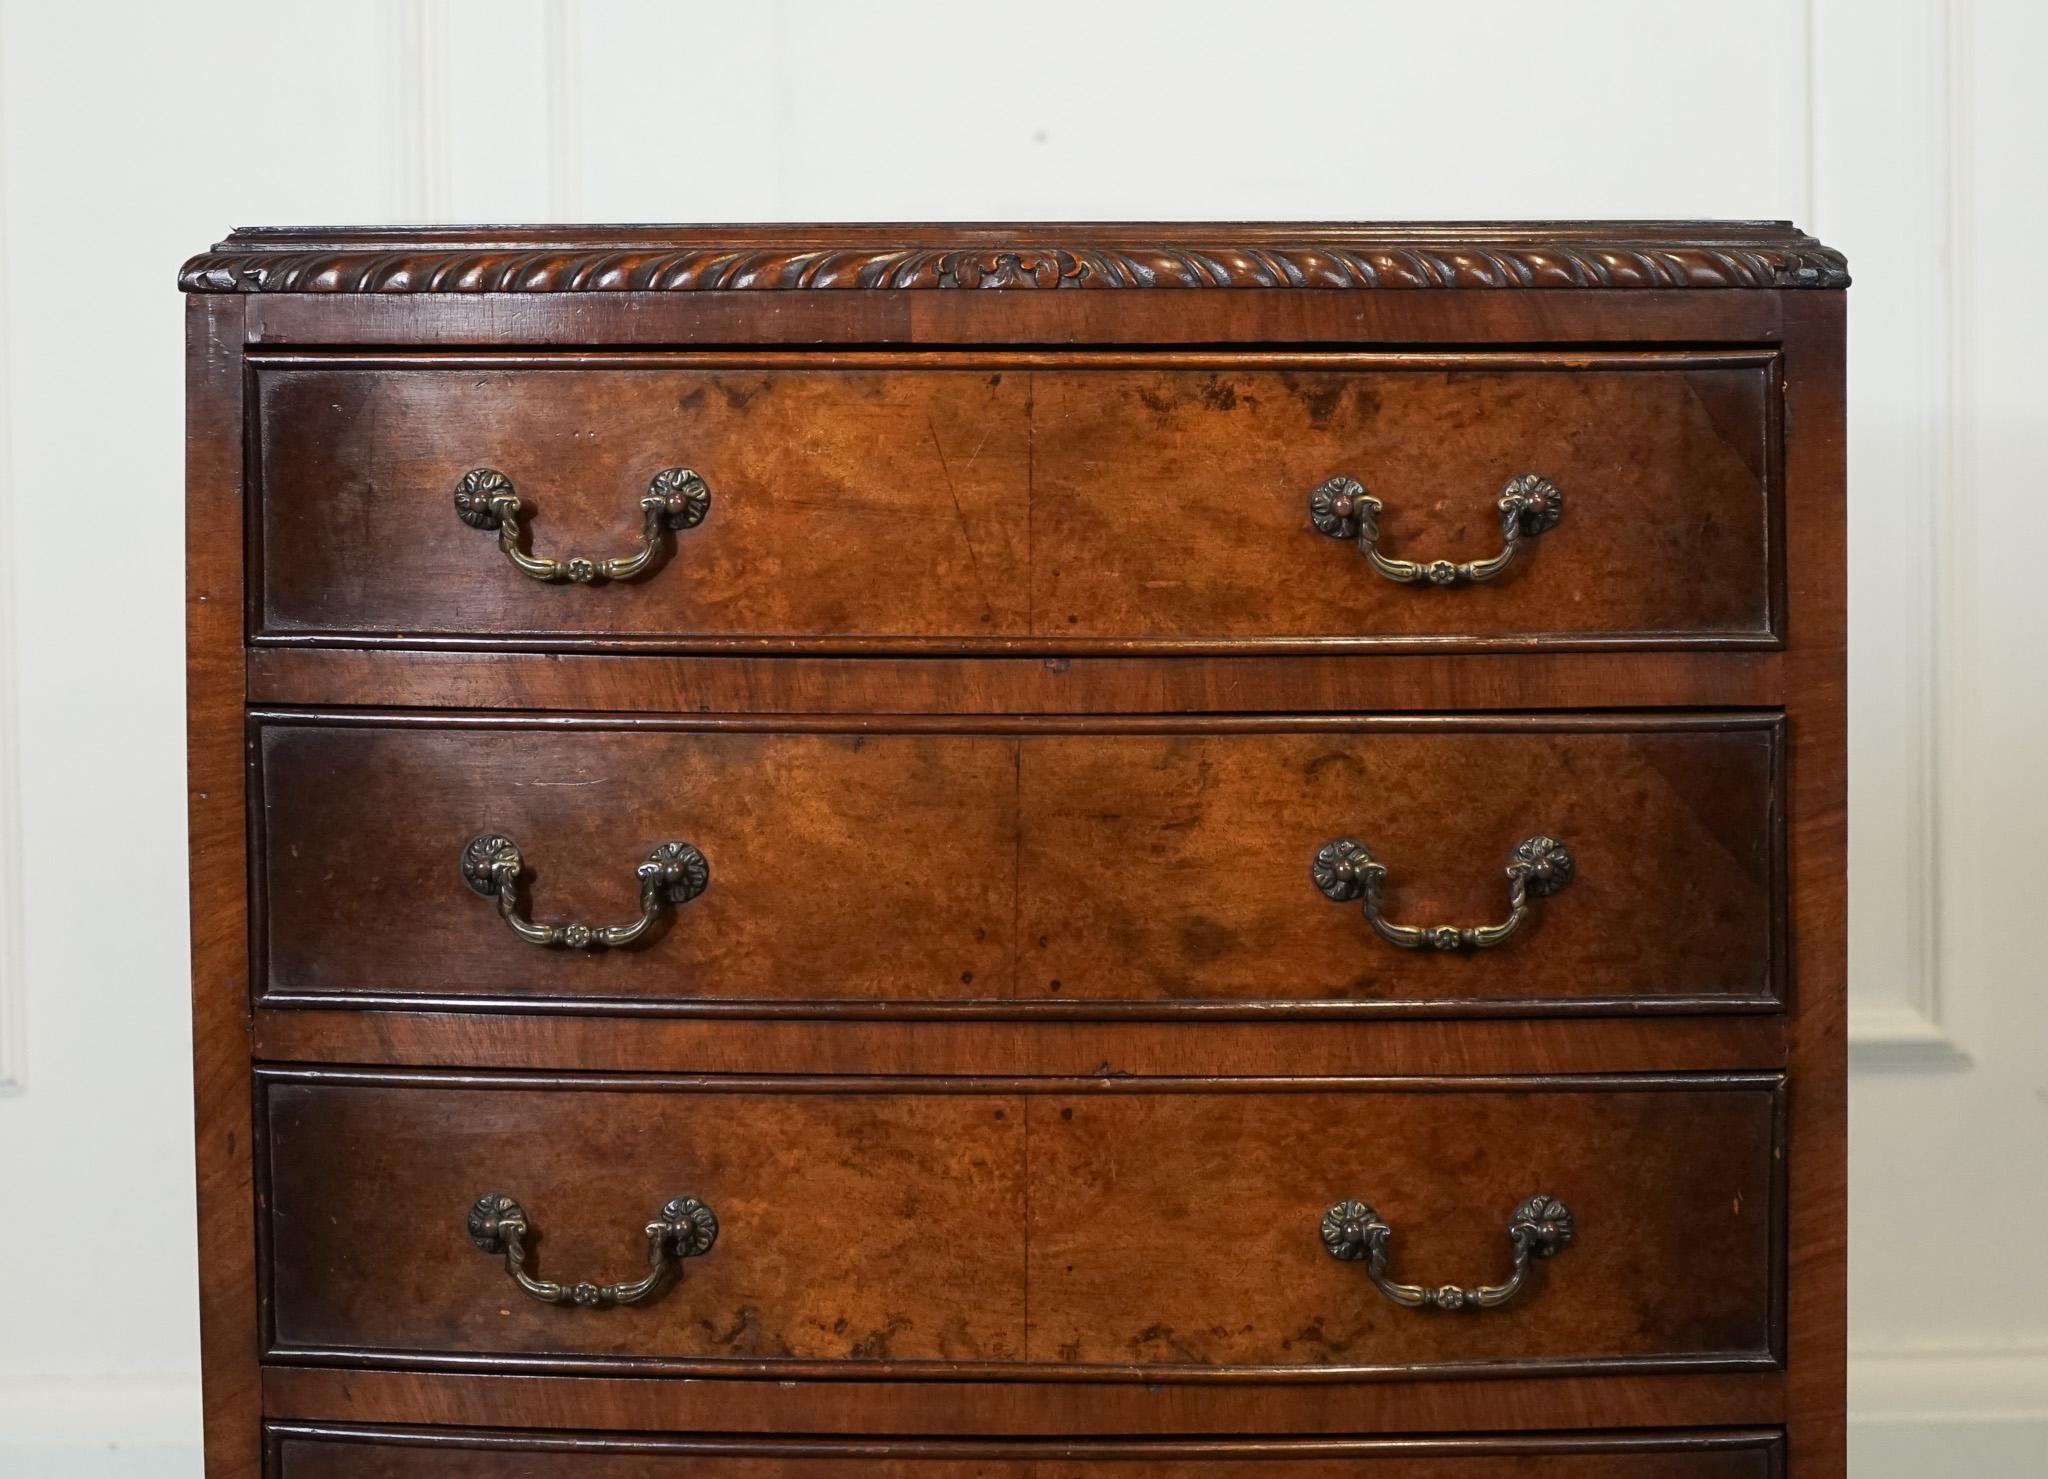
262 1074 1028 1367
1025 1082 1780 1372
1776 293 1847 1477
258 726 1018 1005
186 295 261 1477
253 356 1773 650
1015 723 1780 1010
268 1424 1784 1478
239 289 1794 352
253 716 1782 1015
246 648 1788 714
185 228 1846 1474
249 1010 1787 1079
178 220 1847 293
257 1070 1779 1380
262 1364 1789 1438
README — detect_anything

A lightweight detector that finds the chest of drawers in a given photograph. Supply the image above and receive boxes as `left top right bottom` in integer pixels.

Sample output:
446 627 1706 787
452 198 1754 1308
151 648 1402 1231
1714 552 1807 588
182 222 1847 1477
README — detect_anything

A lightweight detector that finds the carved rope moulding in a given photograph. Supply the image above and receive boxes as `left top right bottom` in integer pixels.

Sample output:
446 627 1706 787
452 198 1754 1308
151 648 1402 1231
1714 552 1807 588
178 239 1850 292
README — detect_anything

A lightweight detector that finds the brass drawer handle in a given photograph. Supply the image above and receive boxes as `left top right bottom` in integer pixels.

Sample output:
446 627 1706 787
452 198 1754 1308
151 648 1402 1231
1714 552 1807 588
1312 834 1572 951
1321 1194 1573 1311
468 1192 717 1308
454 466 711 583
462 833 709 949
1310 473 1561 585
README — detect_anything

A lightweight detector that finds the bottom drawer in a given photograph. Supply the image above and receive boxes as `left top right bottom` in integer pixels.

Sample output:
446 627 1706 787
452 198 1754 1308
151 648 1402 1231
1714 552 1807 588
269 1427 1785 1477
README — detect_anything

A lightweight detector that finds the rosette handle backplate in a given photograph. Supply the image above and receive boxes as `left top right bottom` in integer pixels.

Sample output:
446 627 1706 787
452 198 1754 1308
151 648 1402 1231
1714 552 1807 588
454 465 710 584
1320 1194 1574 1311
467 1192 718 1309
1310 472 1561 586
1312 834 1573 952
462 833 709 950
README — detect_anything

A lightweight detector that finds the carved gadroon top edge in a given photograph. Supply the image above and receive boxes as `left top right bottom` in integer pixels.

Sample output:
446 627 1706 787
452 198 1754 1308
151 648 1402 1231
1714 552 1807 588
178 226 1848 293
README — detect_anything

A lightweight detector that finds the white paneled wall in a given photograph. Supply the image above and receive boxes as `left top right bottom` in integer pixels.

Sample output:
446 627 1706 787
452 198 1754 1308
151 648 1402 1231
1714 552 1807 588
0 1 2042 1471
0 9 18 1099
1840 7 2048 1451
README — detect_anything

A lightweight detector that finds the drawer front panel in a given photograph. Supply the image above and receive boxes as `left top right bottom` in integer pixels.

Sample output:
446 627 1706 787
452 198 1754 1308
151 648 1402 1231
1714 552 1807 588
254 355 1774 650
263 1075 1029 1366
256 716 1781 1015
259 1071 1781 1377
270 1426 1784 1478
1027 1081 1780 1372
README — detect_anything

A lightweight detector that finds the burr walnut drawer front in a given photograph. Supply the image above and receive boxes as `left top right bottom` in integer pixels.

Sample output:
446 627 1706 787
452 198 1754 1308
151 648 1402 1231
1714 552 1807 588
254 714 1784 1016
258 1070 1782 1376
267 1426 1787 1477
252 352 1777 649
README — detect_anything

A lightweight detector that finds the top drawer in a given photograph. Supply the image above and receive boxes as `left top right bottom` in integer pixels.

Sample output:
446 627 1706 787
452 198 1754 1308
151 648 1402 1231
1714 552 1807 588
252 352 1777 651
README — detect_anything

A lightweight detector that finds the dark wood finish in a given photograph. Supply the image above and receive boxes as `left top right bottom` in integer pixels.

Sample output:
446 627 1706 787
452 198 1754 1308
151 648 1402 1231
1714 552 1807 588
249 1010 1787 1078
254 354 1773 651
262 1071 1026 1371
268 1425 1785 1479
1775 293 1848 1477
248 647 1789 714
184 220 1847 292
263 1364 1790 1438
240 288 1795 352
1028 1079 1781 1374
188 294 262 1476
258 1068 1779 1379
254 714 1782 1016
184 224 1848 1476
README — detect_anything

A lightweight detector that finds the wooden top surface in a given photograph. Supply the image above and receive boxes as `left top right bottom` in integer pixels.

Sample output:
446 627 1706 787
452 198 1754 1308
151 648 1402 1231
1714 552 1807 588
179 220 1847 294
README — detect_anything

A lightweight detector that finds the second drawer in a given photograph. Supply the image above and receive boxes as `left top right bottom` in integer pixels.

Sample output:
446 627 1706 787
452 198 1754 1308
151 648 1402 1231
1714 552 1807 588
254 713 1784 1016
260 1069 1782 1377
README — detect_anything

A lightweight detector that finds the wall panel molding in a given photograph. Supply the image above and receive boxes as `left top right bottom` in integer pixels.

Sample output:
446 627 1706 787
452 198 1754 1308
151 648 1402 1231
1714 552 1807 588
544 0 583 218
1913 0 1977 1068
1850 1345 2048 1423
0 11 24 1096
1826 0 1970 1070
382 0 452 221
0 1373 201 1450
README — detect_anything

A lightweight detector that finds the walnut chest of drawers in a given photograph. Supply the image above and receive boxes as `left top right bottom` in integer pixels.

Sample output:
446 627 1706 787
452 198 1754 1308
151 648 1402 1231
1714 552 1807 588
180 223 1848 1477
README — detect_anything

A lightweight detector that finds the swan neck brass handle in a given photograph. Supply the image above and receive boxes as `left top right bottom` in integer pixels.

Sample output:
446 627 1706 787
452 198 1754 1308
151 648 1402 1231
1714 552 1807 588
1321 1194 1573 1311
1312 834 1572 951
462 833 709 949
1310 473 1561 585
455 466 711 583
468 1193 717 1308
